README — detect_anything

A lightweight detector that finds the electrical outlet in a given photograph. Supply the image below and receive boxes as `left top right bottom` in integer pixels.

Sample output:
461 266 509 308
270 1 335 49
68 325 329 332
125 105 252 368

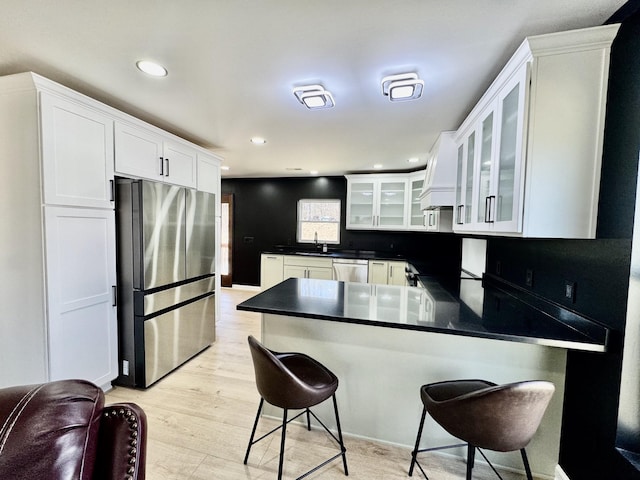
525 269 534 287
565 281 577 302
122 360 129 376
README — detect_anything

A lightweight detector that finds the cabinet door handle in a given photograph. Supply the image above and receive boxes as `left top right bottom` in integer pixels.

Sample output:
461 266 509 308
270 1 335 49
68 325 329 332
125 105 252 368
112 286 117 307
159 156 164 176
164 158 170 177
456 205 464 225
109 179 115 202
487 195 496 223
484 196 491 223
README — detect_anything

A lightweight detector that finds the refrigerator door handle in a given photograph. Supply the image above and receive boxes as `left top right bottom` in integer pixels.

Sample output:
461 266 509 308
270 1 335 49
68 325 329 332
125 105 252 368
112 285 117 307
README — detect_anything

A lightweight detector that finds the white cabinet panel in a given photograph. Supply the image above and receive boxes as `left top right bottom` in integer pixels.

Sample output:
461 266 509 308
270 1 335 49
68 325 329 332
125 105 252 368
163 140 197 188
114 121 198 188
114 121 164 181
44 206 117 387
261 254 284 289
197 151 222 195
368 261 388 285
40 92 114 208
283 255 333 280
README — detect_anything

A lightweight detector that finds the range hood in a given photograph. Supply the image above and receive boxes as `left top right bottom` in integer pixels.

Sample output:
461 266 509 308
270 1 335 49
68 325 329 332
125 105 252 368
419 131 457 210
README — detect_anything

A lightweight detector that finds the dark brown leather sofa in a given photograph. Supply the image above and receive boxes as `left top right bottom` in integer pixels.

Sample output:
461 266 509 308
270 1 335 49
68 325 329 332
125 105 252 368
0 379 147 480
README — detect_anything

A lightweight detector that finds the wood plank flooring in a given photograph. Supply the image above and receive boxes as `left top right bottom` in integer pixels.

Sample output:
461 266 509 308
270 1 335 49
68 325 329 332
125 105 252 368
106 287 528 480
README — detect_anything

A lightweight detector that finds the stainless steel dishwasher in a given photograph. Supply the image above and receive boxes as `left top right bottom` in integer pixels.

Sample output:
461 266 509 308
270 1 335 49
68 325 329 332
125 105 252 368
332 258 368 283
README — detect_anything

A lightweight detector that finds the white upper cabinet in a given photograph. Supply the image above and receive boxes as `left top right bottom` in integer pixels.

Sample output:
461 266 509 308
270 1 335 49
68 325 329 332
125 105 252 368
197 150 222 195
453 24 619 238
162 139 197 187
114 121 197 188
346 174 409 230
407 171 426 230
114 121 164 181
40 92 114 208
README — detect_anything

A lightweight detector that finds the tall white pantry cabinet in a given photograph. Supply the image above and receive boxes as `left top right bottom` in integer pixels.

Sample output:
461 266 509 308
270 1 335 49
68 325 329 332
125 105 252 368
0 72 221 390
0 73 117 389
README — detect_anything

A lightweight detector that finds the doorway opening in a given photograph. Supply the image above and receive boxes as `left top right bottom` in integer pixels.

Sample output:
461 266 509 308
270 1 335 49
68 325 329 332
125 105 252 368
221 193 233 287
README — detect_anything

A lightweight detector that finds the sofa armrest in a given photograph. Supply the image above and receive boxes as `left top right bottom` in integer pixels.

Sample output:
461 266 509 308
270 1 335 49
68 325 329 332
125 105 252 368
94 403 147 480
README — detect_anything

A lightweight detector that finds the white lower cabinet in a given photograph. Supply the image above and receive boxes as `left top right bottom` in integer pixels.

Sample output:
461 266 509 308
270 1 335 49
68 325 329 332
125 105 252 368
368 260 407 286
261 254 284 289
44 206 118 387
283 255 333 280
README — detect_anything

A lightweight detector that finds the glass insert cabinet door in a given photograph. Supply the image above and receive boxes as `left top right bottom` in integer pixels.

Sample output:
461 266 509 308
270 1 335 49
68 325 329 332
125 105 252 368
409 176 424 228
378 180 407 227
348 181 375 227
496 82 519 223
477 111 495 224
464 130 475 224
492 64 527 232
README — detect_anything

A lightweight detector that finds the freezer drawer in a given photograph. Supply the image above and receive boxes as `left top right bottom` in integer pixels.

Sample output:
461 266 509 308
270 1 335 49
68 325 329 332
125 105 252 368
136 276 215 316
142 293 215 387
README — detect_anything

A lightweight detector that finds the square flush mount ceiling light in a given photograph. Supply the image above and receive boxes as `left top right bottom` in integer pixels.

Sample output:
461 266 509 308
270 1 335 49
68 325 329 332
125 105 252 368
293 85 335 109
381 73 424 101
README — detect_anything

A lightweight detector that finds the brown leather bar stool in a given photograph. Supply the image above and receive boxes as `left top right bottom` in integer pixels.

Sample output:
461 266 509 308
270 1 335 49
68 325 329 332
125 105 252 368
244 335 348 480
408 379 555 480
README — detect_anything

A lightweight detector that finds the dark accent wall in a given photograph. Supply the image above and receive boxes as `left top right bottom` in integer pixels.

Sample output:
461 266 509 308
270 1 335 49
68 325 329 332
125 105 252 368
222 176 461 286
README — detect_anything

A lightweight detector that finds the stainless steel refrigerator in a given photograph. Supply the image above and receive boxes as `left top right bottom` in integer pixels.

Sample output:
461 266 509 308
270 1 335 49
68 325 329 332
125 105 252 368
115 179 216 388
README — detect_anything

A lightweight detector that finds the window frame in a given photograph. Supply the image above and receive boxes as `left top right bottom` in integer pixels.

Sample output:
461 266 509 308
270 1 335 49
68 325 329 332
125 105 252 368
297 198 341 245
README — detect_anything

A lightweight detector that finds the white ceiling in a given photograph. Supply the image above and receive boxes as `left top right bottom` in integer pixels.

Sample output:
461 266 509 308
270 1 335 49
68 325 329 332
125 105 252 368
0 0 627 178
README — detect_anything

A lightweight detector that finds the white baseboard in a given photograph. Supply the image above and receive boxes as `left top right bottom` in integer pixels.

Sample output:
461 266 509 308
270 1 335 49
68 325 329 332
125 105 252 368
226 284 261 292
555 464 571 480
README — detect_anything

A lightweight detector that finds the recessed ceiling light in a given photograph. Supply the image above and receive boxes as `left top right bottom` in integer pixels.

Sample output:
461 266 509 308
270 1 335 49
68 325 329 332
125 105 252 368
310 170 319 175
221 166 230 171
293 85 335 109
373 164 383 169
136 60 167 77
250 137 266 145
408 157 420 164
381 73 424 101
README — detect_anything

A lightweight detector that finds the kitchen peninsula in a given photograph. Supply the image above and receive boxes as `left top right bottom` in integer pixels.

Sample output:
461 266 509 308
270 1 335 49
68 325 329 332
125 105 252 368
238 276 610 478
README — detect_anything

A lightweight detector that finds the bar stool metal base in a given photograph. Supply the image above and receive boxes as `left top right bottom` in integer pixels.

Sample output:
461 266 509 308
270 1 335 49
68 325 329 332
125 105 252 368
244 395 348 480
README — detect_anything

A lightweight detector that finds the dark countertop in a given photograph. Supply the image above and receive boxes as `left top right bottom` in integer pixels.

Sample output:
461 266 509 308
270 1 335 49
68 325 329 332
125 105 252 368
237 275 610 352
264 247 407 261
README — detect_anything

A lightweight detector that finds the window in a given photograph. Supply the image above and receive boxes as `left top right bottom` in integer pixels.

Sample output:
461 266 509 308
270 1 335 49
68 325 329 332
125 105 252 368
297 199 341 244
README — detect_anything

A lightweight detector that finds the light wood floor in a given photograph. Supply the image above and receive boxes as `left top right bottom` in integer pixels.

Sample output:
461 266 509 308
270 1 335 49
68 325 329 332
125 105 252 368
106 287 527 480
